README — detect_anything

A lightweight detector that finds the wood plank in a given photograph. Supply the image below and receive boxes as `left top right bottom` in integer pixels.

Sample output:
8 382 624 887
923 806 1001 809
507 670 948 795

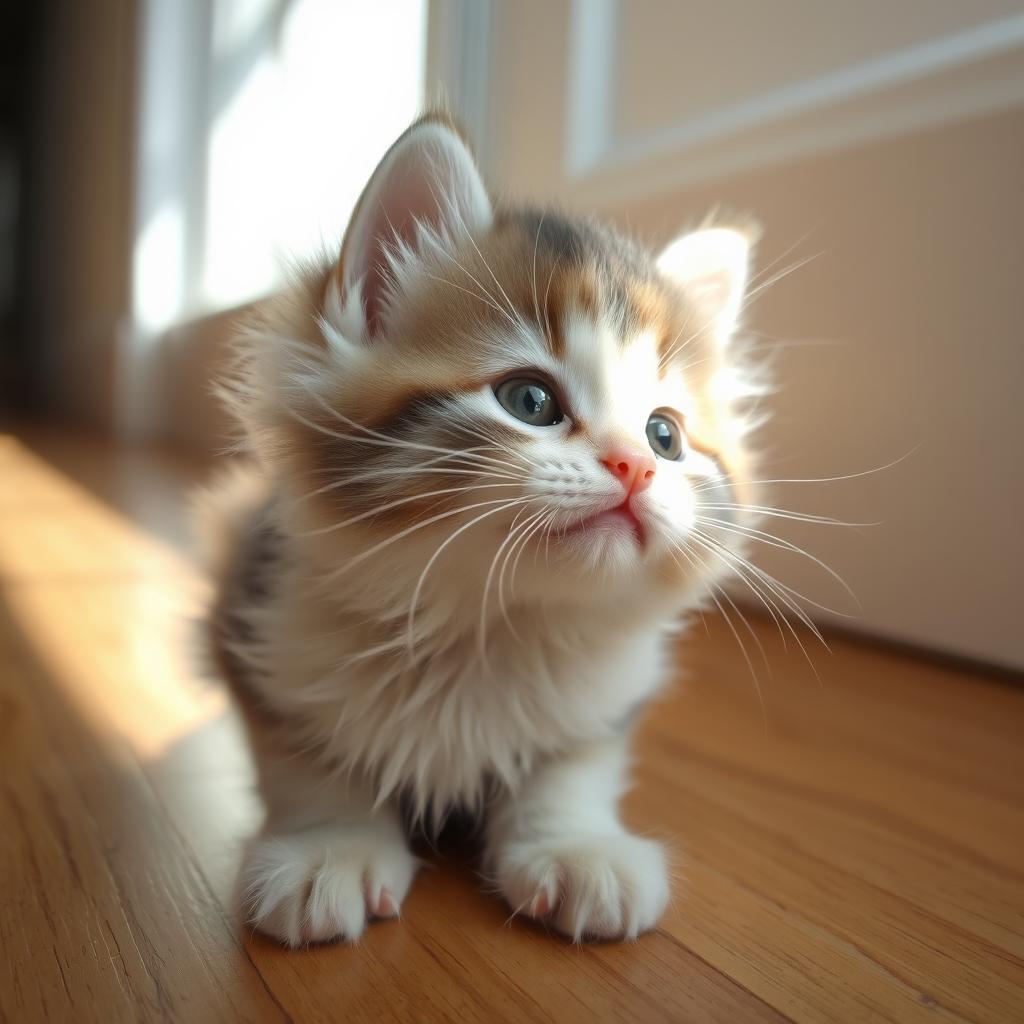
0 592 286 1023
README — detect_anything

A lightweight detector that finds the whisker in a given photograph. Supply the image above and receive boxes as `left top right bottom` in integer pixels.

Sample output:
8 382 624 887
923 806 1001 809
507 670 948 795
530 212 546 333
293 460 524 509
687 532 825 683
542 254 559 344
287 398 525 478
715 586 770 728
690 530 830 651
713 550 791 654
657 299 701 370
321 495 530 583
420 269 516 324
695 515 859 610
671 539 767 728
658 317 703 370
446 196 524 328
296 482 522 537
744 229 817 293
697 503 872 528
743 252 822 305
405 498 533 655
696 447 920 491
708 537 800 656
534 508 560 571
479 505 538 657
503 504 552 622
494 506 549 646
440 415 535 472
423 179 524 331
302 386 527 474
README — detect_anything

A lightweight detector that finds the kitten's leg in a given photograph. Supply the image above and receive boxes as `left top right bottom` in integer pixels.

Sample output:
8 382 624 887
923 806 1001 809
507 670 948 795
484 735 668 941
239 749 417 948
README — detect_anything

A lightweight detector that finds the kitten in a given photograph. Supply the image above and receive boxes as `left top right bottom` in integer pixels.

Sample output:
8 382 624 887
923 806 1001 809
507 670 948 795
201 113 760 947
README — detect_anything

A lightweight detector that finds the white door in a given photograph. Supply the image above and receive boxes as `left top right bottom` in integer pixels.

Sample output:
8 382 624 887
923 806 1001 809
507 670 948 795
430 0 1024 670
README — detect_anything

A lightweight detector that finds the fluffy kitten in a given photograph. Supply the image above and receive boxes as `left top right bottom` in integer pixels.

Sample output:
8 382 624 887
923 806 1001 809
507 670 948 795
202 113 760 947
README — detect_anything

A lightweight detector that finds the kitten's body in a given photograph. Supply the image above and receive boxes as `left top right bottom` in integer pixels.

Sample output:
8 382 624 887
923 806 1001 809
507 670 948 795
203 115 760 946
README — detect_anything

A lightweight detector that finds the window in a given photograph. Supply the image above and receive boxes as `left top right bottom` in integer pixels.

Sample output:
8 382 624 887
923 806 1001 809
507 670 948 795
133 0 427 332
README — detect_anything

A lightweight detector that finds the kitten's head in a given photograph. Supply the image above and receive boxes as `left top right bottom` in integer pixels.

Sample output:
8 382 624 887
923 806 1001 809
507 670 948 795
237 114 761 624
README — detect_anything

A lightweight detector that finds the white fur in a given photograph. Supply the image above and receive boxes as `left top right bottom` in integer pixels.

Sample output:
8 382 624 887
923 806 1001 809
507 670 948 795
241 822 416 946
485 736 670 940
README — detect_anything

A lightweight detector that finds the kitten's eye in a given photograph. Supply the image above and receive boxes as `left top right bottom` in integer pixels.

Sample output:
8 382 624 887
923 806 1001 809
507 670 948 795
494 378 563 426
646 413 685 460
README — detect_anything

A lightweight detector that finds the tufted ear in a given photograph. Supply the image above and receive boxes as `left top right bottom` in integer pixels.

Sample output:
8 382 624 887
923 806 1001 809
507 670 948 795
657 227 752 343
336 115 492 341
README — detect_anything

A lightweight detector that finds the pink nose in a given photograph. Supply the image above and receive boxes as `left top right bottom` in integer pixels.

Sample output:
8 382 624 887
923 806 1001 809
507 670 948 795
600 444 656 496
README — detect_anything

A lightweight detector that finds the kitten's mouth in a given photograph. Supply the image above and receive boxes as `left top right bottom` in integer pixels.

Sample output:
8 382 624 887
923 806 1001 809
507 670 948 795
560 501 646 547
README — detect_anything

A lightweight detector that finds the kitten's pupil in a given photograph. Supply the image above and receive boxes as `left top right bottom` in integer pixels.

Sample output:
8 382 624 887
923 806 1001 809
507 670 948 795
522 386 546 417
495 378 563 426
646 414 685 461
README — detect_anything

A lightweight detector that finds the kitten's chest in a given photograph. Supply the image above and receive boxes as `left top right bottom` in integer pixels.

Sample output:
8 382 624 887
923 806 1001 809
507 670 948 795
307 621 667 813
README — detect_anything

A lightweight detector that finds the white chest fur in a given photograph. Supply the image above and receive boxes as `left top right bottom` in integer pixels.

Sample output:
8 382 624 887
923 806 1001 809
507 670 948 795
251 579 671 821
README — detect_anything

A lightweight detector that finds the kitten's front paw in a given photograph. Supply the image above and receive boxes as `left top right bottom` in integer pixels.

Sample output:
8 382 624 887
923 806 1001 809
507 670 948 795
240 824 418 948
494 833 669 941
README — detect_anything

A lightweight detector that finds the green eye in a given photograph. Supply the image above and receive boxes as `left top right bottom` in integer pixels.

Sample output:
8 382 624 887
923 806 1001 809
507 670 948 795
494 378 563 426
646 413 685 460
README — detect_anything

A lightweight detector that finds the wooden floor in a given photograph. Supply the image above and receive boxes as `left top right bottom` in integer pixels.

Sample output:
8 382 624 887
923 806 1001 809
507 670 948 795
1 426 1022 1024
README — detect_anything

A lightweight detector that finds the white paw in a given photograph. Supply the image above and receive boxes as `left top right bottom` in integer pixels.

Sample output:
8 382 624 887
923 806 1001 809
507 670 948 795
240 824 418 947
494 832 669 941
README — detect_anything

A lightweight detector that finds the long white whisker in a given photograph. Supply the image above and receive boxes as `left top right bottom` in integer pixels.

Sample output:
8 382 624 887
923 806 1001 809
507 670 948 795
718 586 770 720
695 516 859 609
658 315 703 369
690 530 830 648
406 498 533 655
440 415 535 471
697 504 871 528
479 505 535 657
492 506 548 648
443 190 523 327
421 178 523 331
501 505 552 631
687 532 825 683
744 230 817 293
419 269 514 325
297 483 522 537
287 402 524 479
542 254 559 343
533 508 560 572
714 549 791 654
697 447 920 491
321 495 530 583
743 252 821 305
530 213 545 331
301 388 526 475
685 534 802 656
675 543 766 727
294 460 524 510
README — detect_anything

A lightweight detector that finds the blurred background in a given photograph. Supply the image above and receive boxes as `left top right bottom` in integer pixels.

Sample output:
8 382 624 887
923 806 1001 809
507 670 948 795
2 0 1022 672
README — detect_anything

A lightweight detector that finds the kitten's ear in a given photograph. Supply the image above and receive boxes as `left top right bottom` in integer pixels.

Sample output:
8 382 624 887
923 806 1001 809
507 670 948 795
657 227 753 343
336 115 492 340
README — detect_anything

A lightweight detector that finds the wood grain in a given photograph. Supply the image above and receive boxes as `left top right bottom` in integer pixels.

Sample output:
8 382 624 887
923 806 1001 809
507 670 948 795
1 426 1022 1023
